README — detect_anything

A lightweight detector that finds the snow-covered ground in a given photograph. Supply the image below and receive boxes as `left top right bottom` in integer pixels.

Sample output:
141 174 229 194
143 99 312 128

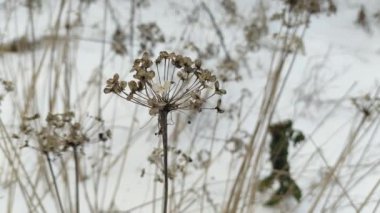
0 0 380 212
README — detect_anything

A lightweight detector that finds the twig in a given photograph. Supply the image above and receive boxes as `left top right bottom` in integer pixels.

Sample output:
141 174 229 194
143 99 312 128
107 106 138 210
73 146 80 213
45 152 65 213
201 2 231 60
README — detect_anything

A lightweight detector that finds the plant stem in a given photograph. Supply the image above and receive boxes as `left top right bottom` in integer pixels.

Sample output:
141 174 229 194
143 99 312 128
45 152 65 213
73 146 80 213
159 110 169 213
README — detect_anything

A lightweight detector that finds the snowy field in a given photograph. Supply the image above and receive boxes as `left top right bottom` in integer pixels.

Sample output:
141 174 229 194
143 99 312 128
0 0 380 212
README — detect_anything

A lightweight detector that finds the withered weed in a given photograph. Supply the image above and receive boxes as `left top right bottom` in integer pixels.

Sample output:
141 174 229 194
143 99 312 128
104 51 226 212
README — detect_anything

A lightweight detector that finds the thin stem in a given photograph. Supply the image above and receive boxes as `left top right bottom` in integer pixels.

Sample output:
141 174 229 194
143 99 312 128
45 152 65 213
73 146 80 213
159 110 169 213
129 0 135 61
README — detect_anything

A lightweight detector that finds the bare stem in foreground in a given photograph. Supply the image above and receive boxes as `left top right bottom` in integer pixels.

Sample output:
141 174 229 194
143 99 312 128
159 110 169 213
45 152 65 213
73 146 80 213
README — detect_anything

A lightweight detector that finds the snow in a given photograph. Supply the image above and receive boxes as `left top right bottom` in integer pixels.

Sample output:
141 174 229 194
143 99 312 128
1 0 380 212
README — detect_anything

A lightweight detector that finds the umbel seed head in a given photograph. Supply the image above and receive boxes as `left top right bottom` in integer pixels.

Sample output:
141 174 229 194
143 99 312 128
104 51 226 115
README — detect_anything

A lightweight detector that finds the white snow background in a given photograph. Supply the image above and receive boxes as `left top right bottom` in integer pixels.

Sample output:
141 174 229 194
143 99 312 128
0 0 380 212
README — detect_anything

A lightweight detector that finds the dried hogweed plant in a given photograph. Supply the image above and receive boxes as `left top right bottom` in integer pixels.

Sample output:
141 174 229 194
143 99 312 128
15 112 111 213
104 51 226 213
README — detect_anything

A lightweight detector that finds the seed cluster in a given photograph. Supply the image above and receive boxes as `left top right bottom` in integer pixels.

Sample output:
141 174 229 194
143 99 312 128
16 112 111 154
0 79 14 108
148 147 192 181
104 51 226 116
285 0 337 15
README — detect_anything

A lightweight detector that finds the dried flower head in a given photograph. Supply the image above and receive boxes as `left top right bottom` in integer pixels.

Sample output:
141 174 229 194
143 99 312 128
111 27 127 55
225 137 244 154
1 79 14 92
104 51 226 115
0 79 14 110
41 112 89 151
195 150 211 169
184 42 219 60
356 5 371 33
218 57 241 82
104 74 127 94
136 0 150 8
328 0 337 15
221 0 237 17
244 15 268 51
16 112 111 155
137 23 165 55
351 94 380 117
147 147 192 180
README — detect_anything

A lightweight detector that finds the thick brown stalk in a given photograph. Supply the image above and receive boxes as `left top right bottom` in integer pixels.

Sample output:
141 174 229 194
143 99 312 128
159 110 169 213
